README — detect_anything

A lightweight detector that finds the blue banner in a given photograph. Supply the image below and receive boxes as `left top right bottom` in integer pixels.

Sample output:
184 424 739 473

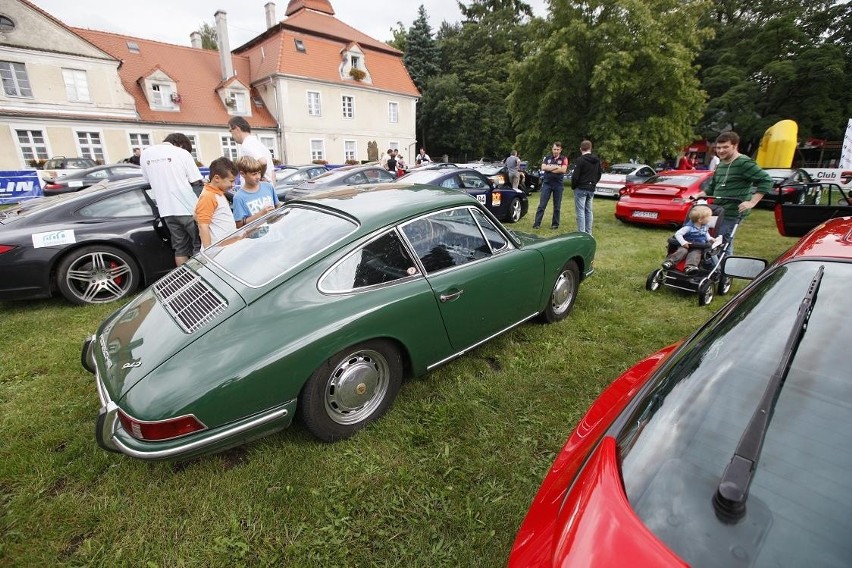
0 170 44 204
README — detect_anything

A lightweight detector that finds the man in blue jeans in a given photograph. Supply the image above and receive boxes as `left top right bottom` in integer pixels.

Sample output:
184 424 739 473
533 141 569 229
570 140 603 235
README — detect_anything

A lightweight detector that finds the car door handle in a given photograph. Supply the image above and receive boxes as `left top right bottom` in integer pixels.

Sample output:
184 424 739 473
439 289 464 302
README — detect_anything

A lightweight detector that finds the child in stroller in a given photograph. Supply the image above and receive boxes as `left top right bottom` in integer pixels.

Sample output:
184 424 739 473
646 200 732 306
661 204 719 274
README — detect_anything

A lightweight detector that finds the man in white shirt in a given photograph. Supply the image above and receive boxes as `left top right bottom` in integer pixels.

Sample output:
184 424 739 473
228 117 275 182
140 133 203 266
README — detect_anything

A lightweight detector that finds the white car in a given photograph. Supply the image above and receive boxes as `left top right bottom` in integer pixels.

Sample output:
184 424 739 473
594 163 656 197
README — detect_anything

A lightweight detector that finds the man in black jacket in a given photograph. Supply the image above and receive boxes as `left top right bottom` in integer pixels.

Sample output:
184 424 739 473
570 140 603 234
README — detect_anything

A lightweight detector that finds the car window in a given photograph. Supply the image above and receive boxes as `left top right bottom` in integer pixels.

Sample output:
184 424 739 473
90 170 108 179
638 167 655 177
470 208 508 252
288 171 310 183
309 168 326 178
203 205 357 287
440 175 461 189
459 172 489 189
69 159 93 168
322 231 419 291
401 208 491 273
78 189 154 218
345 172 368 185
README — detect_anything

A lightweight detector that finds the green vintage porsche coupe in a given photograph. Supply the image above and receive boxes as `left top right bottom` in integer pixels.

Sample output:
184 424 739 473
82 184 595 460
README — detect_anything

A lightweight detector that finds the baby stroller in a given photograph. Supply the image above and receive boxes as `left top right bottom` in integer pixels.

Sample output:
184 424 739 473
645 199 740 306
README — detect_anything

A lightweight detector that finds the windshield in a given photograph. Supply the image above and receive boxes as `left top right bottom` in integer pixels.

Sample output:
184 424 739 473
615 260 852 567
202 205 357 287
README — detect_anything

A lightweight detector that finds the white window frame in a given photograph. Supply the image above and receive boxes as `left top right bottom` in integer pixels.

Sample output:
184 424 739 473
14 128 49 166
341 95 354 119
62 68 90 102
307 91 322 117
388 101 399 124
344 140 357 162
310 139 325 162
220 135 239 160
128 132 151 151
76 130 106 163
0 61 33 97
230 91 248 114
184 134 199 161
151 83 175 108
259 136 276 161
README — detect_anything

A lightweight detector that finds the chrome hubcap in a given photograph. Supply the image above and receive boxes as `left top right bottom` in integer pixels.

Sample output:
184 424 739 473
324 349 389 425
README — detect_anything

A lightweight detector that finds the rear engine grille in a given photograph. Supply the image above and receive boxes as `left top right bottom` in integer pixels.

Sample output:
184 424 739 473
154 267 227 333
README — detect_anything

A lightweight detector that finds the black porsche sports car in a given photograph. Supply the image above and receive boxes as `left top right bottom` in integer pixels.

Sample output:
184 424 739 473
0 178 175 305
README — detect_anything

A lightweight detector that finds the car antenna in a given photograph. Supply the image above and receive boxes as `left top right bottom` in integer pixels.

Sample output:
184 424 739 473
712 265 824 524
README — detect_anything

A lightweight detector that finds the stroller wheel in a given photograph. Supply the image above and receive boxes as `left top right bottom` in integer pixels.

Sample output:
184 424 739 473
698 281 714 306
718 275 733 295
646 269 663 291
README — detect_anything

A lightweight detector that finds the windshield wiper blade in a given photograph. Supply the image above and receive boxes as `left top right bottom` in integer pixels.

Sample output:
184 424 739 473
713 265 824 524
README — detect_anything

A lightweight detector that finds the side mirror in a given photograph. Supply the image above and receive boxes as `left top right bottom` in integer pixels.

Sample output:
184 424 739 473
722 256 766 280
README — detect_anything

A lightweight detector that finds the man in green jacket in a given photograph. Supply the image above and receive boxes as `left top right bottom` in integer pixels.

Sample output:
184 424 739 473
693 131 772 253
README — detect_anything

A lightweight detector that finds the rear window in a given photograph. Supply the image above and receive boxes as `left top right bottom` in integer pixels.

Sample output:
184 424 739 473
202 205 357 287
644 174 703 186
616 260 852 566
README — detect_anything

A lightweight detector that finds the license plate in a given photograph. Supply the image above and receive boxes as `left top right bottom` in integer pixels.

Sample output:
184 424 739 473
632 211 658 219
69 181 84 188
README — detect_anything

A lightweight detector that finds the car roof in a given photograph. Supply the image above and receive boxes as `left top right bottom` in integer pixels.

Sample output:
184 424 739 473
775 216 852 261
290 183 480 229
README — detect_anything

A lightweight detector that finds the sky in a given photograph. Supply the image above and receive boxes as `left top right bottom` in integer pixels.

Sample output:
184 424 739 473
30 0 550 48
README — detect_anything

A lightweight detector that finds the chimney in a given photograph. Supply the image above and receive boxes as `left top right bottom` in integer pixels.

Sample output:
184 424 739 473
265 2 277 29
190 31 202 49
214 10 234 80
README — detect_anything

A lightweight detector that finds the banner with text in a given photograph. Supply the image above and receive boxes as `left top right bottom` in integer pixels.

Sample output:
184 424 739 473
0 170 44 204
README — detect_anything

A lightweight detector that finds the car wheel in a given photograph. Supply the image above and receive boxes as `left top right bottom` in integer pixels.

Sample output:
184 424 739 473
718 275 733 295
539 261 580 323
698 281 714 306
507 197 522 223
55 245 140 305
299 340 403 442
646 269 663 291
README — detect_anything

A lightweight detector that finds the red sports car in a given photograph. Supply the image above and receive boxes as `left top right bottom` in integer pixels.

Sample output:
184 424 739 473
509 216 852 567
614 170 714 227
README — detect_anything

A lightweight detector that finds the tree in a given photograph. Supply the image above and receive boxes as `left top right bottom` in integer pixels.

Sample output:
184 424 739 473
404 6 441 92
508 0 712 165
197 22 218 51
387 22 408 51
696 0 851 147
416 0 535 160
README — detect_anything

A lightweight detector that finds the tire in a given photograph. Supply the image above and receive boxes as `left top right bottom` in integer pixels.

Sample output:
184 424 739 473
507 197 522 223
539 261 580 323
646 269 663 291
299 340 403 442
55 245 140 305
698 281 714 306
718 275 733 295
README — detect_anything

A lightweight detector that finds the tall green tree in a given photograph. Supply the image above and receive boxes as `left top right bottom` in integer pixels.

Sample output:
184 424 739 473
387 22 408 51
404 6 441 92
696 0 851 149
508 0 712 164
417 0 535 160
196 22 218 51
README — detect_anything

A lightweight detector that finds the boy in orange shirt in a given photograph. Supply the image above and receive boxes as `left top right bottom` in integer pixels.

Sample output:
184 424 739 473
194 157 238 250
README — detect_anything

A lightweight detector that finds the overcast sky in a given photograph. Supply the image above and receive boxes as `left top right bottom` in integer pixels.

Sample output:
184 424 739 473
31 0 550 48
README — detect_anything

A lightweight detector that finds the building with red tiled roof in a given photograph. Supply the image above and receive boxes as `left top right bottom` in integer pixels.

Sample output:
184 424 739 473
0 0 418 171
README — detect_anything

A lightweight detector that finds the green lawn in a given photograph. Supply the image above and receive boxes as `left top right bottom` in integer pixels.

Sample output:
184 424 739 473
0 194 796 567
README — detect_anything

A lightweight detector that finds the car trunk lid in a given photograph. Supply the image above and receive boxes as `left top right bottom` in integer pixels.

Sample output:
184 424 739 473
94 261 246 400
630 184 684 198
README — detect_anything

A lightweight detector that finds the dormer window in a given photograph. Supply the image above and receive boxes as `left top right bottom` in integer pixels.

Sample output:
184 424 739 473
340 45 371 84
151 84 175 108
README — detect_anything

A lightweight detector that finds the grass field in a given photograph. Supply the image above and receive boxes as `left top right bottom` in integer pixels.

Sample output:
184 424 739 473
0 194 797 567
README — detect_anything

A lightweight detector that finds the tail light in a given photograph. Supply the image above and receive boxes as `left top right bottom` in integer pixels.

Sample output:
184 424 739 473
0 245 16 255
118 409 206 441
44 183 62 190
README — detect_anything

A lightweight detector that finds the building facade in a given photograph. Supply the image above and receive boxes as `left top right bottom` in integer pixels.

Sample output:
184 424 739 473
0 0 418 170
